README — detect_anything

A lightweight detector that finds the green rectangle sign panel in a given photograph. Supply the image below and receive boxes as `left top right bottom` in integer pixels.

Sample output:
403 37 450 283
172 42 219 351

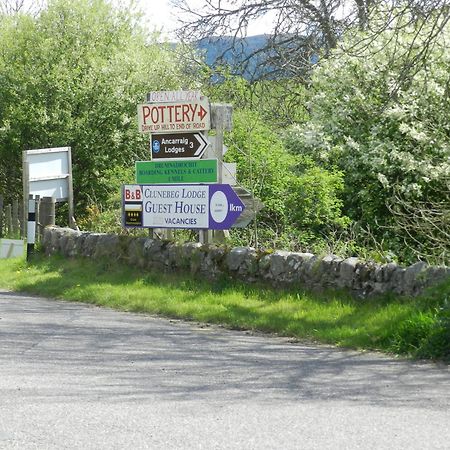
135 159 218 184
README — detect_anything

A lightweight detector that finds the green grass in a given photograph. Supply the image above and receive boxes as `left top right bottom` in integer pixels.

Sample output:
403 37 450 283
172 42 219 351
0 253 448 362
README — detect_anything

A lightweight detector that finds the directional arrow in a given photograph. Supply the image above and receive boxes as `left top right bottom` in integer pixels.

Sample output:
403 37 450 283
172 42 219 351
194 133 209 157
208 184 245 230
151 132 210 159
197 105 208 121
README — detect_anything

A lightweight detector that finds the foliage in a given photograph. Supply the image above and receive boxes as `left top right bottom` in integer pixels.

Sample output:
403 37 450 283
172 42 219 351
225 110 294 223
76 166 134 233
416 303 450 362
0 0 192 212
1 253 449 362
201 67 309 128
286 165 349 233
388 280 450 362
177 0 450 88
224 109 349 250
286 14 450 264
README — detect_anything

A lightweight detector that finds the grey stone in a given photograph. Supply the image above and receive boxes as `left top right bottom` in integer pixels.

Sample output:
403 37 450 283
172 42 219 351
144 238 165 261
82 233 103 257
357 261 376 283
269 251 291 279
65 232 81 257
75 233 89 257
127 237 148 268
226 247 258 277
285 253 311 282
180 242 204 273
390 268 406 294
381 263 398 283
93 234 120 260
423 266 450 286
339 257 360 288
258 254 272 274
41 227 449 298
319 255 342 286
403 261 428 294
201 246 227 277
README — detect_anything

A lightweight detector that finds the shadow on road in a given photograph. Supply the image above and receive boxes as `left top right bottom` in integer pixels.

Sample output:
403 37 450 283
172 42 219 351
0 291 448 409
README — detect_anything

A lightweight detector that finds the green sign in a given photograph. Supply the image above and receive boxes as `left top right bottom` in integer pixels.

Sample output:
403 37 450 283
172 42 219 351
135 159 218 184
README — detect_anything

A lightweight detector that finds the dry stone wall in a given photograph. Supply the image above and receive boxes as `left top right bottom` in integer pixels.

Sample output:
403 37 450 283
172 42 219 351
42 227 450 298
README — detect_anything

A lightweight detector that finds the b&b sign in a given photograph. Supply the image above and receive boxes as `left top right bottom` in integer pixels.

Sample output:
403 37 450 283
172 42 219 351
123 184 244 230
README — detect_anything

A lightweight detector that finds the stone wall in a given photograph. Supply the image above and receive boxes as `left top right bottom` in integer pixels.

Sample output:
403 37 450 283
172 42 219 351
42 226 449 298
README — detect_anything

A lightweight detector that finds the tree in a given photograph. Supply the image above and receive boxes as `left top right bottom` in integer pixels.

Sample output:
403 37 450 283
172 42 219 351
223 109 348 250
199 66 309 127
0 0 193 213
174 1 450 84
225 109 296 246
0 0 44 15
286 15 450 263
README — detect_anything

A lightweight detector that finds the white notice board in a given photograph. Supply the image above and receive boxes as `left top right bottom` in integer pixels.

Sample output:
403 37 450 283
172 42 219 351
22 146 75 228
23 147 72 201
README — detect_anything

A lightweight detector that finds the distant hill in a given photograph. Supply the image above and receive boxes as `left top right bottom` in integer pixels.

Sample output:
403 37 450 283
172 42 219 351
195 35 274 80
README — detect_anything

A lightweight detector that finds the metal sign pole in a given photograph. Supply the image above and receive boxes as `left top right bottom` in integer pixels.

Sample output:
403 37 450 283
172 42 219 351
27 194 36 261
211 104 233 243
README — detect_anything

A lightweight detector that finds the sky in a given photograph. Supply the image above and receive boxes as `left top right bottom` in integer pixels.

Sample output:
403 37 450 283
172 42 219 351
141 0 274 39
17 0 273 39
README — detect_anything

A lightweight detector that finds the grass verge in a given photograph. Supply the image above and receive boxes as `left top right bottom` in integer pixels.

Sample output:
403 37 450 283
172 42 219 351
0 253 448 362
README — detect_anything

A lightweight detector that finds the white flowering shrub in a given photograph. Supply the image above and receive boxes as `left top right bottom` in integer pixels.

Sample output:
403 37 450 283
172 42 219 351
286 12 450 263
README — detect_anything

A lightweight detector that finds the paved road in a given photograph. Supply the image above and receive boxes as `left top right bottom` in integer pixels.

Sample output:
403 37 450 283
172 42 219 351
0 291 449 449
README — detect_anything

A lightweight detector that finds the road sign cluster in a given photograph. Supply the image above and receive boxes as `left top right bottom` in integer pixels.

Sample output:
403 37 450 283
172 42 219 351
123 91 245 230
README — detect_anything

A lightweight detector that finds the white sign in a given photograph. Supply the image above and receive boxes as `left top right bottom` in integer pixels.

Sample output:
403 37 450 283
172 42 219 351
129 184 209 228
222 162 237 186
23 147 72 201
0 239 24 259
27 178 68 200
146 90 202 103
137 98 211 133
123 184 245 230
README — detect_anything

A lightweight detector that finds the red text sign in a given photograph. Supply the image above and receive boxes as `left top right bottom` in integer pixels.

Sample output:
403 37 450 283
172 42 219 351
137 98 211 133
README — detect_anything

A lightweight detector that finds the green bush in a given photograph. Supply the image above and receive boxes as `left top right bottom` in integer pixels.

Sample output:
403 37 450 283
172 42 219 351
0 0 193 210
286 166 349 234
416 301 450 362
224 109 350 251
287 13 450 264
225 109 296 240
390 313 435 354
389 281 450 362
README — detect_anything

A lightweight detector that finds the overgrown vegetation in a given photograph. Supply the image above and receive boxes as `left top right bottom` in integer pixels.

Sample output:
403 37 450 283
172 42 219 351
0 254 448 362
0 0 195 211
0 1 449 266
289 15 450 264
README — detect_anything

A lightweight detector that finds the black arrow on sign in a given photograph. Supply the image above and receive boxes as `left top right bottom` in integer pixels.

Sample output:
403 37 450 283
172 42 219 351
151 132 210 159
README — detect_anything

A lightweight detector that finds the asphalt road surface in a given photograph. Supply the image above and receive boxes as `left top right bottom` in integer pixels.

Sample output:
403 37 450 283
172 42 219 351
0 290 449 449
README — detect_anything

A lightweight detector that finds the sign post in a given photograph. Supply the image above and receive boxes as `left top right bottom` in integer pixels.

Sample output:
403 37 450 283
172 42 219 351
210 104 233 243
151 132 209 159
123 184 245 230
22 147 75 230
136 159 218 184
135 92 253 244
137 98 211 133
26 195 36 260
